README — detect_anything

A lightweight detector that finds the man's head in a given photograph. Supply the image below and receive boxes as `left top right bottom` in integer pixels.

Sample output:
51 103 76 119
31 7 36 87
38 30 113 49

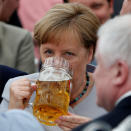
64 0 113 24
94 15 131 111
0 0 19 22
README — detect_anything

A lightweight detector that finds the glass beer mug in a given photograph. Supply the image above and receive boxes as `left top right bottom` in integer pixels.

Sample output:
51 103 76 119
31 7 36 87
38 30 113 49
33 57 72 126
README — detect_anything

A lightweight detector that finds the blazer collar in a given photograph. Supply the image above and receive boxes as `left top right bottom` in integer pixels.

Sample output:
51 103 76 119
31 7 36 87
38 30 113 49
116 95 131 108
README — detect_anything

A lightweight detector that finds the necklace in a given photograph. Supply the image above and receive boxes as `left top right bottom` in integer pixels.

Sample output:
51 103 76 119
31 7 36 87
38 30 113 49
70 73 89 105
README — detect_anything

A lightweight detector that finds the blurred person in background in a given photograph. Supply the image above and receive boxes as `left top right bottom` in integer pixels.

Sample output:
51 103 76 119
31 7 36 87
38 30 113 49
0 3 106 131
113 0 124 16
0 0 19 22
63 0 114 24
18 0 62 32
8 10 23 28
0 65 27 103
18 0 63 70
0 0 36 73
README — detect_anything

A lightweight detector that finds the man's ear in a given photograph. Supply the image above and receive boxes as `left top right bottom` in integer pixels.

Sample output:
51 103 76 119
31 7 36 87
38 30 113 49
112 60 128 86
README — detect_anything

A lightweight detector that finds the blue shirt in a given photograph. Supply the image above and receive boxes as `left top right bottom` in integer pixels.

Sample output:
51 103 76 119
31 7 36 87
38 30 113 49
0 109 44 131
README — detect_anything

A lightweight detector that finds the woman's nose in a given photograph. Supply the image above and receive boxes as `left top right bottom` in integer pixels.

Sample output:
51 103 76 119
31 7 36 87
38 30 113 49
54 53 62 58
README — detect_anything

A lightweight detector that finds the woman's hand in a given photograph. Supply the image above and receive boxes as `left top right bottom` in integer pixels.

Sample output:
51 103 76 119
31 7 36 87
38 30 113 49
55 112 91 131
8 78 37 110
120 0 131 15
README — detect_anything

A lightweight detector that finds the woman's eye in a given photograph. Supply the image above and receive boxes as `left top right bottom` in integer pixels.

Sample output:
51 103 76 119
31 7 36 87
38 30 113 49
65 52 75 56
44 49 53 55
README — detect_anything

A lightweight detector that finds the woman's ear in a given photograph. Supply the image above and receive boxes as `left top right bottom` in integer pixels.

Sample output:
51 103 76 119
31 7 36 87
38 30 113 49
112 60 128 86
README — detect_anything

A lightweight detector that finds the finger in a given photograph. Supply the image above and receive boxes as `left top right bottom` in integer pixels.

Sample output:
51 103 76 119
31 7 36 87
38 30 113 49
59 115 88 124
12 85 32 93
56 119 79 129
14 78 30 83
19 84 36 92
59 125 72 131
11 79 31 88
11 78 37 92
20 91 32 98
10 87 32 100
13 92 31 101
67 112 75 115
31 85 37 91
17 80 31 87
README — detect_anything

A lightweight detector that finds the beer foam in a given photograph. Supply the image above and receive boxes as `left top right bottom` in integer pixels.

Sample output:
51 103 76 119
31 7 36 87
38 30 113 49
39 67 71 81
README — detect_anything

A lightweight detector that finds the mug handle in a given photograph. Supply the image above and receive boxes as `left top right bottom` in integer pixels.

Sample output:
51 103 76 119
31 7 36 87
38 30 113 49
24 79 37 108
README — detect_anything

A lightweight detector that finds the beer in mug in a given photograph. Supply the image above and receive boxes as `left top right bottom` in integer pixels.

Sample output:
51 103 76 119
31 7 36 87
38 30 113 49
33 57 72 126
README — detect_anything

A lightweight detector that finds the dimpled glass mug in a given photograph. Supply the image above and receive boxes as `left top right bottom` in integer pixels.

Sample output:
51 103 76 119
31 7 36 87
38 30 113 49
32 57 72 126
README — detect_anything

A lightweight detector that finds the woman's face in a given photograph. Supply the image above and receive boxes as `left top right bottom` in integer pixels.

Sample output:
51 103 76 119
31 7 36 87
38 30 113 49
40 31 93 90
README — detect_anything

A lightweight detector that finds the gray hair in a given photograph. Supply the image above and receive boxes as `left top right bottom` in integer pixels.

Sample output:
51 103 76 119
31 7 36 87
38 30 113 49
97 14 131 67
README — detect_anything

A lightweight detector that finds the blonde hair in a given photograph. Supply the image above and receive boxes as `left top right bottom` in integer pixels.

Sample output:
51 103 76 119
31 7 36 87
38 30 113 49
34 3 100 54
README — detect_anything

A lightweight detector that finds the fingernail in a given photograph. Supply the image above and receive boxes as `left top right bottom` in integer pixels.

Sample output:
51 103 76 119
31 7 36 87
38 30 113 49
59 116 63 119
31 85 37 90
55 120 59 123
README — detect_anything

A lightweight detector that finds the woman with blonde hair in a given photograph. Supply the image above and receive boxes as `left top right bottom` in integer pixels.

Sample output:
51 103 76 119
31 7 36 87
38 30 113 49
1 3 106 131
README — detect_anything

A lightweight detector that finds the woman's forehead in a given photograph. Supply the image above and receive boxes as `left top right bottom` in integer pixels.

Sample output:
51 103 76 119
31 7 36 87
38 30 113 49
41 35 86 51
47 29 81 44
